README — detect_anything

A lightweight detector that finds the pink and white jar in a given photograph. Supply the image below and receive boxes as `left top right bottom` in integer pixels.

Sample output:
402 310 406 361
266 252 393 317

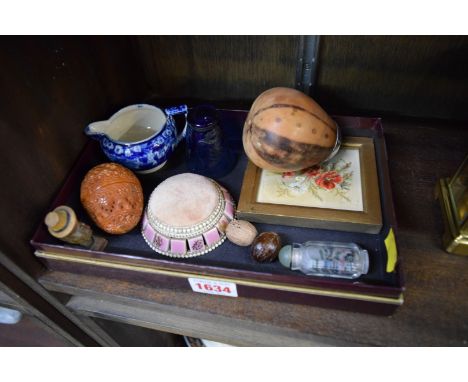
141 173 235 258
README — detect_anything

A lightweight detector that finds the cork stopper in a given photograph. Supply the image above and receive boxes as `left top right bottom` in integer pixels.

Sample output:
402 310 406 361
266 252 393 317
45 212 60 228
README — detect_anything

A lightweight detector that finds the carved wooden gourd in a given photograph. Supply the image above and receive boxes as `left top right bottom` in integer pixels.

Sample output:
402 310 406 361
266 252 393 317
242 87 339 172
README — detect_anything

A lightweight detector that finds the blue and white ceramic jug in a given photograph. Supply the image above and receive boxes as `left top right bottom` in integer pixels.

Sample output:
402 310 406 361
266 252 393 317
85 104 188 173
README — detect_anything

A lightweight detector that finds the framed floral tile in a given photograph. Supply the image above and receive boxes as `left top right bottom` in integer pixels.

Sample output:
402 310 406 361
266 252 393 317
237 137 382 234
257 148 363 212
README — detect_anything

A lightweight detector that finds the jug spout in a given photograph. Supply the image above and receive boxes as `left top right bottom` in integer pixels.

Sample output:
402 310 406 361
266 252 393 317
85 121 109 141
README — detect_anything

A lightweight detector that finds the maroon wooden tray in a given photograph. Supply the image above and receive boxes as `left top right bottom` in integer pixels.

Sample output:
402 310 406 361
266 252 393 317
31 111 404 315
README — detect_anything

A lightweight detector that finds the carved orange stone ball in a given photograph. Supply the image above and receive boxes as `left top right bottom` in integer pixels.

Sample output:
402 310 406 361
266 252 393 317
242 87 339 172
80 163 144 234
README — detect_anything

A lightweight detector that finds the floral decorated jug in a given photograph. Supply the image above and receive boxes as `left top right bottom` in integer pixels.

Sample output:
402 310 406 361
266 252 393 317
85 104 188 173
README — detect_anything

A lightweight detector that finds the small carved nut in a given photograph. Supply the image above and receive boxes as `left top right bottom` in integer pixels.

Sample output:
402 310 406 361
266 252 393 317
251 232 281 263
226 220 258 246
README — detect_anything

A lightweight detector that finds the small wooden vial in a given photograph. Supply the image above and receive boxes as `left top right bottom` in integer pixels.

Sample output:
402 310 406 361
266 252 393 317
45 205 107 250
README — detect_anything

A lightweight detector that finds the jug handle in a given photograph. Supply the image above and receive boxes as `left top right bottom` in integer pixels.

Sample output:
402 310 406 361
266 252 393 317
165 105 188 146
85 121 108 141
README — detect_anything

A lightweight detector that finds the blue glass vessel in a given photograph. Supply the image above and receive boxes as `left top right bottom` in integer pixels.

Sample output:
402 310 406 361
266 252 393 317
185 105 236 178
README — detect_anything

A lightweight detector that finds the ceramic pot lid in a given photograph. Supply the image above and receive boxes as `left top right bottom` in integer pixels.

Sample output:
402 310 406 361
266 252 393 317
141 173 235 257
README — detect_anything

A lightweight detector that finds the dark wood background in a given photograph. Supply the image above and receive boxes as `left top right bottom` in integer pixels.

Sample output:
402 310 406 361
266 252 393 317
134 36 299 105
0 36 145 276
317 36 468 120
0 35 467 345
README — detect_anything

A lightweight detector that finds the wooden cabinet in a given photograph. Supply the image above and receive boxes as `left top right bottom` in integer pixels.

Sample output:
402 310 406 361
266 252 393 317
1 36 467 346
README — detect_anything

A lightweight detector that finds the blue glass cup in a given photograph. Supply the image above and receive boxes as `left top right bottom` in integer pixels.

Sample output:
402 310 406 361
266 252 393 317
185 105 235 178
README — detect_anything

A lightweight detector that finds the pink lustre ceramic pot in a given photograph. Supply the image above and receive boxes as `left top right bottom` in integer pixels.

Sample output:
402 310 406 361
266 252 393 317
141 173 235 258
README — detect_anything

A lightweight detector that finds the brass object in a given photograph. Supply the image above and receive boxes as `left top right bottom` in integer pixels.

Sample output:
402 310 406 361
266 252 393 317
237 137 382 234
437 155 468 255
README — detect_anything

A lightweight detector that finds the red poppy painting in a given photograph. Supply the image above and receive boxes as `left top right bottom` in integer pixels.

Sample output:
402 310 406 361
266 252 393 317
315 171 343 190
257 147 363 212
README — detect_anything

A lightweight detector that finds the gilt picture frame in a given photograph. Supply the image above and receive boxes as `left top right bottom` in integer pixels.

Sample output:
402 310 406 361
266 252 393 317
237 137 382 234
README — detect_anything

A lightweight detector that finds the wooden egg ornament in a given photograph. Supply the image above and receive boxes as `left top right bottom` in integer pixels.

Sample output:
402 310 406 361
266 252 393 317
242 87 340 172
226 220 258 246
251 232 281 263
80 163 144 234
